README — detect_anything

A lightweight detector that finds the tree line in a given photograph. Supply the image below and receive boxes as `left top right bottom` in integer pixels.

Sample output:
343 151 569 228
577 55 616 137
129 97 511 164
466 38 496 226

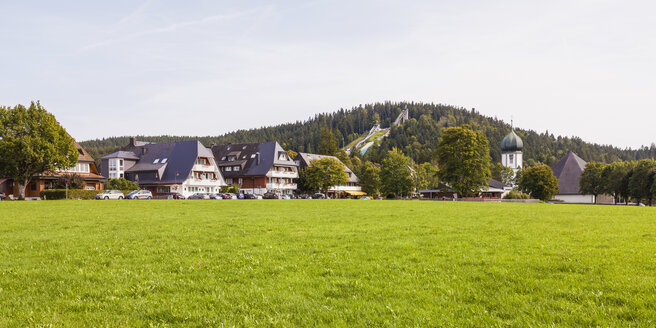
580 159 656 205
79 102 656 168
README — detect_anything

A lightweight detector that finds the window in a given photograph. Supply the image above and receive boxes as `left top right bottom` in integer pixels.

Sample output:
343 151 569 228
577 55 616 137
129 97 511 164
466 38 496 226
238 178 243 185
251 154 256 158
278 152 288 161
226 178 233 184
78 149 84 155
225 166 232 172
509 154 514 165
161 158 168 164
31 182 37 191
221 156 227 161
228 156 236 162
233 166 240 171
153 159 160 164
157 186 170 193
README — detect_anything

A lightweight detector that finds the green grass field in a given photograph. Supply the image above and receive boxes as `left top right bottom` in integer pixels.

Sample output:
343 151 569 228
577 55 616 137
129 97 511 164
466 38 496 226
1 200 655 326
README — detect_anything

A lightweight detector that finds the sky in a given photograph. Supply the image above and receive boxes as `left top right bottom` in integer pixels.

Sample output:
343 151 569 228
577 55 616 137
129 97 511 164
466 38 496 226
1 0 654 148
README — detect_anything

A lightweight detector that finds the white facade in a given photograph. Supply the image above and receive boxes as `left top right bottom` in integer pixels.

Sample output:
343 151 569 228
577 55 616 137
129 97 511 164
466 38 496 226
153 156 225 198
501 150 523 174
554 194 595 204
106 158 125 179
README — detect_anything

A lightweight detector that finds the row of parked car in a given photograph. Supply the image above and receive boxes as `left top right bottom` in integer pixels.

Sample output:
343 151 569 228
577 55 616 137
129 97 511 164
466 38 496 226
96 190 296 200
96 190 352 200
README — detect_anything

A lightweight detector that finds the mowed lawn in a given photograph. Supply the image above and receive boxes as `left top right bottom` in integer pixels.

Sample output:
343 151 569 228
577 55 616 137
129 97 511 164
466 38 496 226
1 200 655 327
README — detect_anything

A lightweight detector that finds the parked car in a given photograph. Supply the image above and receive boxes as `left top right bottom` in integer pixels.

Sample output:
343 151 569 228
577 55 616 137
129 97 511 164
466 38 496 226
263 192 279 199
208 193 222 199
222 193 237 199
359 196 371 200
167 192 185 200
243 193 259 199
126 190 152 199
188 193 210 200
297 194 311 199
96 190 124 200
279 194 291 199
254 194 264 200
312 193 326 199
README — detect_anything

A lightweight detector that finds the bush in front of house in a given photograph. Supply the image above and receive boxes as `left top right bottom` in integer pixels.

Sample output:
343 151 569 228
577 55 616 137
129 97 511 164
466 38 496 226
503 190 530 200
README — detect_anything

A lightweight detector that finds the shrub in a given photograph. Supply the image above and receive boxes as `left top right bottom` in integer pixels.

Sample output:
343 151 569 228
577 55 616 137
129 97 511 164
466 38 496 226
503 190 530 200
105 178 139 190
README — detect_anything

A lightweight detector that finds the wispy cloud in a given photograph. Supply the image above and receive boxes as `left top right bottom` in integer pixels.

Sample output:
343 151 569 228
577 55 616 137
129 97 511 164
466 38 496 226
80 5 273 51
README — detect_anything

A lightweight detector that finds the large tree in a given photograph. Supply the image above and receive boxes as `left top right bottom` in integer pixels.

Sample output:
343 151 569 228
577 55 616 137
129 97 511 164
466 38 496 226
435 124 491 196
628 159 656 205
358 161 381 197
579 161 606 204
413 162 439 191
0 102 78 199
519 164 559 201
380 148 413 198
600 161 634 204
302 157 348 194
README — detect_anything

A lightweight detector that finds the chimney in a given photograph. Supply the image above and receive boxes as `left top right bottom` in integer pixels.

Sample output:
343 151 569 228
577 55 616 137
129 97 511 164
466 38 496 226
129 137 136 148
255 152 260 165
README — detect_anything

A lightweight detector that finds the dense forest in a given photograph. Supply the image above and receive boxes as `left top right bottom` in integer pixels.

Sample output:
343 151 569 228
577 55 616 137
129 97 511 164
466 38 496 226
80 102 656 165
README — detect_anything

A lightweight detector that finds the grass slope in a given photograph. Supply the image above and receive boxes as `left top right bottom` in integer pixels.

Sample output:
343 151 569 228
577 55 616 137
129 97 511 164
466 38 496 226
1 200 655 326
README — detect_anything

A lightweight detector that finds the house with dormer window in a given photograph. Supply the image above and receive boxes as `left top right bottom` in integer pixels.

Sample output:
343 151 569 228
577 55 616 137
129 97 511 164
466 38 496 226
211 141 298 195
99 138 225 198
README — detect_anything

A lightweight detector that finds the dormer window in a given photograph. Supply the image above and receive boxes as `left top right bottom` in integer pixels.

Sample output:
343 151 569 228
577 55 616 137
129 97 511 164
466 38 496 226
278 152 288 161
221 156 227 161
228 156 236 162
161 158 168 164
153 159 160 164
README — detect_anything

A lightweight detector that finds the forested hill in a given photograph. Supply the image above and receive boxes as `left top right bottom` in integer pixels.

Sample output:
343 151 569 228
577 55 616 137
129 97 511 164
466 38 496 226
80 102 656 165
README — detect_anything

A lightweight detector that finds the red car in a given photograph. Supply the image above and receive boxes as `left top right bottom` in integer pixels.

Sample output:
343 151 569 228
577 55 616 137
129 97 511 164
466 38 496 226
167 192 185 199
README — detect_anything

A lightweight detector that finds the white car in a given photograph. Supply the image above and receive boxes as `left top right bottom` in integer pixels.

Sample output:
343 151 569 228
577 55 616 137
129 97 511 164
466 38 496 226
96 190 124 200
126 190 153 199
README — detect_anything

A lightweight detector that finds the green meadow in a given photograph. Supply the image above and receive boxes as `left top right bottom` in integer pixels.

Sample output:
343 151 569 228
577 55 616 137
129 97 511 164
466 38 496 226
1 200 655 327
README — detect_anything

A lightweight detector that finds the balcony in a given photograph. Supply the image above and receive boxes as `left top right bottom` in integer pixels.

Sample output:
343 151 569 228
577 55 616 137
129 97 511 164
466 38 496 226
193 164 217 172
267 170 298 178
266 183 297 190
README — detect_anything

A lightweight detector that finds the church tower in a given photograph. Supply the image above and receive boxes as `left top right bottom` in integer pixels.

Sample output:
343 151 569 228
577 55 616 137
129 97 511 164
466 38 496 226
501 123 523 175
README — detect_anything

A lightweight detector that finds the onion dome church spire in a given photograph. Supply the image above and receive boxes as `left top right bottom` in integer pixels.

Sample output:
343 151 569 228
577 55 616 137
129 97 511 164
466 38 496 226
501 120 523 175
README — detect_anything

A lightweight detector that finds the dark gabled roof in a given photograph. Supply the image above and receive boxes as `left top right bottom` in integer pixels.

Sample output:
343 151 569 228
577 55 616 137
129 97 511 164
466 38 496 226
295 152 359 183
74 141 96 162
551 151 586 195
488 178 506 190
211 141 297 177
126 140 213 184
100 150 141 160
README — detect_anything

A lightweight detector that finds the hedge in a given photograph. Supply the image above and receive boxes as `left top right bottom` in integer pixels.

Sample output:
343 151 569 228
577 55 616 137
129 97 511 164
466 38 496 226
40 189 134 200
